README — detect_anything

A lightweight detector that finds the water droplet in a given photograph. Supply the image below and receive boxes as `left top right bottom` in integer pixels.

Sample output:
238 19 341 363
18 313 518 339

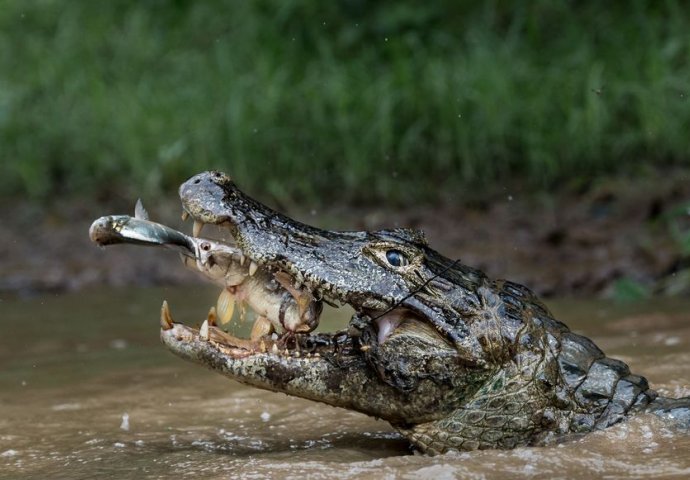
110 339 128 350
120 413 130 431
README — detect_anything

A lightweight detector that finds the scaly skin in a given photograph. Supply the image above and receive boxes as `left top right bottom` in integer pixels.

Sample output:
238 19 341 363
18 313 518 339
157 171 690 454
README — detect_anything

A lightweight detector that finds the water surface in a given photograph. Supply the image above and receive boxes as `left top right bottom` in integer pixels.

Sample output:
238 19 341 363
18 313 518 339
2 288 690 479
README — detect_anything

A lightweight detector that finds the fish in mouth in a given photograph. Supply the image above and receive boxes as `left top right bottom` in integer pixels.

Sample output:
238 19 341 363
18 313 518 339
89 201 322 354
89 171 690 455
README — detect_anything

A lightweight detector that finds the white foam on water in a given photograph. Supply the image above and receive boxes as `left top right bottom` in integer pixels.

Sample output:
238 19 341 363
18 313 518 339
51 403 82 411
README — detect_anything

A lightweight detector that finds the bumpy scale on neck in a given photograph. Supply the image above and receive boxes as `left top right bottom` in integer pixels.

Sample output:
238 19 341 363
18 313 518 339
399 293 657 454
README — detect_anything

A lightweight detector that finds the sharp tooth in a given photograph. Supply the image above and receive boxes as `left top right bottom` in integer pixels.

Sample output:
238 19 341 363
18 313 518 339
181 211 189 221
294 351 300 358
313 352 320 358
199 319 209 340
294 280 302 290
284 348 289 356
260 339 267 353
250 316 275 341
271 344 279 355
249 261 258 276
216 289 236 325
207 306 217 326
193 220 204 237
240 254 246 266
160 300 174 330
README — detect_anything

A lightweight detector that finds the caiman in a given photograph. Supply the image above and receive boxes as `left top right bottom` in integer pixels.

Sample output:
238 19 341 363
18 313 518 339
90 171 690 454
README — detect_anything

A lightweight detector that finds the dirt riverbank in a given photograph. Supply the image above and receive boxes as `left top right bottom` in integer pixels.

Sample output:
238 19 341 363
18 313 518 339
2 169 688 299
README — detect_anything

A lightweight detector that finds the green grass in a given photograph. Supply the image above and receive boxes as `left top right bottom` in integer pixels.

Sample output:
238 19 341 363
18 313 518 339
0 1 689 205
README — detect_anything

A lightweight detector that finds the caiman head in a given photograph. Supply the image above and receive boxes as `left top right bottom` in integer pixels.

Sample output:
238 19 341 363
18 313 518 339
162 171 657 454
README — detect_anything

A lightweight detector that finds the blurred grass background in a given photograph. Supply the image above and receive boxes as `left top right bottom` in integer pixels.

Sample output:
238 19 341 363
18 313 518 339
0 0 688 205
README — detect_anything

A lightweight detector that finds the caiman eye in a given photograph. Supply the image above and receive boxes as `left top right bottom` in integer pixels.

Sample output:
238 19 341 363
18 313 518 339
385 249 409 267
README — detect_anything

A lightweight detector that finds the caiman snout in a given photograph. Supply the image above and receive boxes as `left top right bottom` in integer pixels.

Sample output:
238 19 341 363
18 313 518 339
179 171 235 226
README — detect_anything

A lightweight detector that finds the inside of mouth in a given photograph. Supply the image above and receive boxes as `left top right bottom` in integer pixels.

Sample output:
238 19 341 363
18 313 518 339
166 216 425 359
164 218 347 358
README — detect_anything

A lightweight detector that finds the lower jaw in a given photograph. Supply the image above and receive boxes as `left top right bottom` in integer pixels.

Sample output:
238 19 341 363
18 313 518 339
159 300 343 360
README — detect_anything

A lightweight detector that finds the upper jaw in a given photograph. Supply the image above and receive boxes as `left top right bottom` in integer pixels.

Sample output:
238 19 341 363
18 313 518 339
178 171 371 311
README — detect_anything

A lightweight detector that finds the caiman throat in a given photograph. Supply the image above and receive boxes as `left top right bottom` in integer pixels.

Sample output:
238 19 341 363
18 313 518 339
91 171 690 454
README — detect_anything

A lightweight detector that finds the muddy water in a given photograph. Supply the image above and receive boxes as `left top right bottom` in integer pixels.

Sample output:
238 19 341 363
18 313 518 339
2 288 690 479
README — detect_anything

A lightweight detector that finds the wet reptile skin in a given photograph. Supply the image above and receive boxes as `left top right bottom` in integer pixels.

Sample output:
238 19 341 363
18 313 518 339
161 171 690 454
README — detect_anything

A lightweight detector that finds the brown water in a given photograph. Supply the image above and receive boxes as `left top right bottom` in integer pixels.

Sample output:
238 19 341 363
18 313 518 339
2 287 690 479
